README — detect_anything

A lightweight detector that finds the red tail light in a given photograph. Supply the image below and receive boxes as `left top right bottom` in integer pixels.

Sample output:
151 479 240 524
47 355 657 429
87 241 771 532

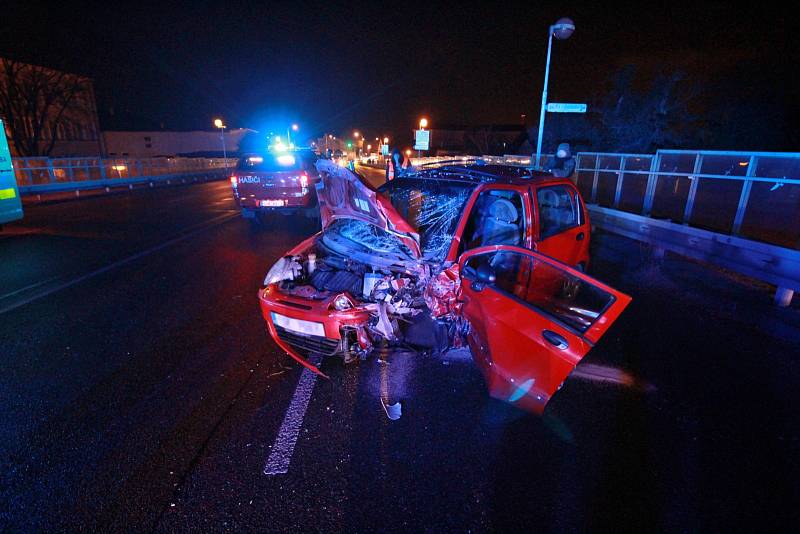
230 176 237 185
299 174 308 188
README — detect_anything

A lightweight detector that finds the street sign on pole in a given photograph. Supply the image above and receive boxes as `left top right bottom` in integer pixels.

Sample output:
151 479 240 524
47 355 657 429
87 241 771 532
546 102 587 113
380 144 389 156
414 129 430 151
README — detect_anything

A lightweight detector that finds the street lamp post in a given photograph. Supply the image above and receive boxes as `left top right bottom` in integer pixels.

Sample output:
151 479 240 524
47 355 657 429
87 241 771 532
288 123 298 145
214 118 227 169
534 18 574 169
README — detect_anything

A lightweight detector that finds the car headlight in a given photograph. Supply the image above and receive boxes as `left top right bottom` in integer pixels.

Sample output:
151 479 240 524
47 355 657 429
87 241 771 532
263 256 301 286
332 293 353 311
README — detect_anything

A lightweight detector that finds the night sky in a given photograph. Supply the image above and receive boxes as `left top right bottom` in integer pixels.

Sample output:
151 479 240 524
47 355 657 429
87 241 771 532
2 1 798 148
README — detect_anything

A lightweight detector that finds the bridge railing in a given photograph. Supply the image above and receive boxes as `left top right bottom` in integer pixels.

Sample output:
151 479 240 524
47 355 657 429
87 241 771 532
574 150 800 251
574 150 800 306
12 156 235 193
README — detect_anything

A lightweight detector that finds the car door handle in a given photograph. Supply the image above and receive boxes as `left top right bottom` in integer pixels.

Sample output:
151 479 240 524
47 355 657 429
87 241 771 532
542 330 569 350
576 232 585 241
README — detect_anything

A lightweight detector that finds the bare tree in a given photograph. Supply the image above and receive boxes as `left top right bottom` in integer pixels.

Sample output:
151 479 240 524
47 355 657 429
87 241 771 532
464 127 491 155
0 58 92 156
592 67 703 152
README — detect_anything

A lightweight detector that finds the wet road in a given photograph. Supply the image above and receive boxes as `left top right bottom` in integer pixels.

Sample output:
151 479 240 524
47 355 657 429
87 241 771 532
1 178 798 531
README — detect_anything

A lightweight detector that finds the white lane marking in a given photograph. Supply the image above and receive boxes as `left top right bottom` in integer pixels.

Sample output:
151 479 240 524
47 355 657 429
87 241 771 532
264 354 322 475
0 212 238 315
0 275 65 302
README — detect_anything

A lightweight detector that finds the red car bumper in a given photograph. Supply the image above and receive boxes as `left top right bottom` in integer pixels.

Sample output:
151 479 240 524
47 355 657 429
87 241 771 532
258 285 371 376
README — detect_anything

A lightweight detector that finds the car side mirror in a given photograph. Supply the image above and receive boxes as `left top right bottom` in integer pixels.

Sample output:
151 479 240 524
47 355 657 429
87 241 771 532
471 262 496 292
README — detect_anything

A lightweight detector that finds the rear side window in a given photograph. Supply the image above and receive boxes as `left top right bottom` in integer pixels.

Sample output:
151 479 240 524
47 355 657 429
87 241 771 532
536 185 581 239
237 153 309 172
459 189 525 255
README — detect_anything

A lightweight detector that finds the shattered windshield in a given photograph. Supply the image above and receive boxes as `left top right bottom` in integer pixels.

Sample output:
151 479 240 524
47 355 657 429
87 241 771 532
378 178 475 261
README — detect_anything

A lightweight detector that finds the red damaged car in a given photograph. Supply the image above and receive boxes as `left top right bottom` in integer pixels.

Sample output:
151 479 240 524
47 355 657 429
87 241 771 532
258 159 631 414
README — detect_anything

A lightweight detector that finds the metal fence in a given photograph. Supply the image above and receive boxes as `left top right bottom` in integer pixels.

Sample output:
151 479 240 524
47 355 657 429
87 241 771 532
12 156 234 193
574 150 800 306
575 150 800 251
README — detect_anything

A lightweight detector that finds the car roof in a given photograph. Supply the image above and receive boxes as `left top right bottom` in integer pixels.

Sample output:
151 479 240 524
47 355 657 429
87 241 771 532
401 163 570 187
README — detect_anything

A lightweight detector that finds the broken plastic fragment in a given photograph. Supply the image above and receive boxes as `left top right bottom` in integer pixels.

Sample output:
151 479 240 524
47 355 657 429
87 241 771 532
375 301 396 340
381 398 402 420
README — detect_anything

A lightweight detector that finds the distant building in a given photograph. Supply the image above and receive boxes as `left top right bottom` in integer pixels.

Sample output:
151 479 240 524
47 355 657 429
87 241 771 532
0 58 103 157
313 135 348 155
102 128 254 157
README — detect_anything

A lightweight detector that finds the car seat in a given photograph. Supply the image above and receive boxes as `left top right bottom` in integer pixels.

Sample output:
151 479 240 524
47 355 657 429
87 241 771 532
537 189 560 236
481 198 520 246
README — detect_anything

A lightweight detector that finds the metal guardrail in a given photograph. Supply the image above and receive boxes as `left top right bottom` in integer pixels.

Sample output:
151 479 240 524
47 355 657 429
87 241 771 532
587 205 800 306
12 156 235 194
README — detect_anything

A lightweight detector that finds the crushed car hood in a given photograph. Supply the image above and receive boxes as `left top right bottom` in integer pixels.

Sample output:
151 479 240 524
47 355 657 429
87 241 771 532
315 159 421 259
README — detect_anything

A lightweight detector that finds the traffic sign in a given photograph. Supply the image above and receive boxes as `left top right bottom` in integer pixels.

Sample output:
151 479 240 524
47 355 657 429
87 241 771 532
380 144 389 156
414 129 430 151
546 102 587 113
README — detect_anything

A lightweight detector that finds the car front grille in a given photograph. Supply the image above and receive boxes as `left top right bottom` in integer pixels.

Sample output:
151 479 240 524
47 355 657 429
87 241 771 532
274 325 340 357
276 299 313 310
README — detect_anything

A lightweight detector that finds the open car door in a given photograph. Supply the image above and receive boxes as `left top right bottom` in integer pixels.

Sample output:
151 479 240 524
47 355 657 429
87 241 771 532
457 245 631 414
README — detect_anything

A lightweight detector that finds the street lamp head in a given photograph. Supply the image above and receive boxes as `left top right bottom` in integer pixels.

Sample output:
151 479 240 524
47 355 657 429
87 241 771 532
419 117 428 129
552 17 575 40
383 137 389 144
353 131 360 138
292 124 299 131
213 118 224 128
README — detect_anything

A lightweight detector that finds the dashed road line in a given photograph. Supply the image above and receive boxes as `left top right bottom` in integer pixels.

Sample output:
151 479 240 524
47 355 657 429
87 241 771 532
264 354 322 475
0 211 238 315
0 274 65 302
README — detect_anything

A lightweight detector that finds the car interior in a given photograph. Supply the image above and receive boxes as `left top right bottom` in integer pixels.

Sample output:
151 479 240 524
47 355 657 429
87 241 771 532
461 190 525 252
537 186 578 238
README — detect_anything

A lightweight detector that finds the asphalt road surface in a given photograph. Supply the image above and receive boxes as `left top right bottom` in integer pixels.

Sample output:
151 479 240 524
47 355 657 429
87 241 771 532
1 177 798 531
